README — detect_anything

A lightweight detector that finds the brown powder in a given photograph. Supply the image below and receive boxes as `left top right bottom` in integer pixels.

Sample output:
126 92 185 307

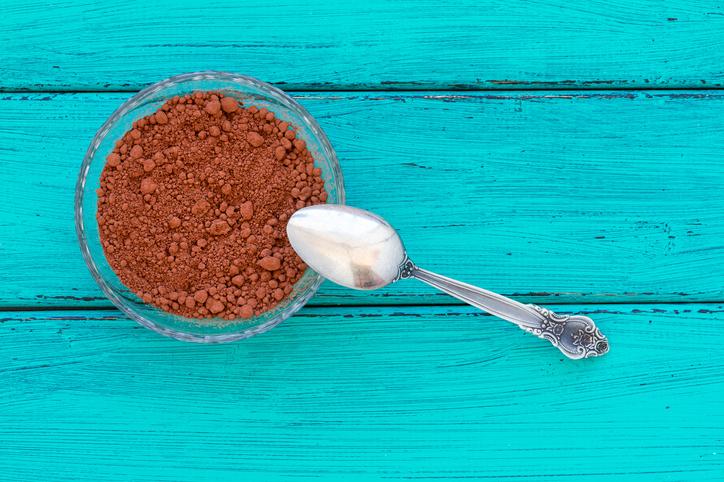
96 91 328 320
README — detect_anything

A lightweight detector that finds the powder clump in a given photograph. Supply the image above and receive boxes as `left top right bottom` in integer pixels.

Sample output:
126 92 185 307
97 91 328 320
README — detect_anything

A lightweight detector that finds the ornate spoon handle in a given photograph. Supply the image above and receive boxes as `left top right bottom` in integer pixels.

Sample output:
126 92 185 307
396 259 609 359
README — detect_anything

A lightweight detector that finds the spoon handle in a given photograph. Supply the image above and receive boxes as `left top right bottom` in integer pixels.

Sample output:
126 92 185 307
399 261 608 359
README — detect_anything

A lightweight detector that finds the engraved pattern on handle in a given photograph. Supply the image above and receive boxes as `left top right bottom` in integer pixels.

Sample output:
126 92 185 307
395 256 609 359
521 305 609 359
396 256 417 280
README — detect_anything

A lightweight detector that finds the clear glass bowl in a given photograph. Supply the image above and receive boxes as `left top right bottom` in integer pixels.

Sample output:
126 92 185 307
75 71 344 342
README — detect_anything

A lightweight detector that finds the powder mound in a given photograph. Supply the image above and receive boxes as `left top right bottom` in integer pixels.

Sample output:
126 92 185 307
97 91 328 321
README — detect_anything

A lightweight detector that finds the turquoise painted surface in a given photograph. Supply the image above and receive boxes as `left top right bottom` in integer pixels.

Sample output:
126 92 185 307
1 92 723 307
1 305 723 481
2 0 724 91
1 0 724 480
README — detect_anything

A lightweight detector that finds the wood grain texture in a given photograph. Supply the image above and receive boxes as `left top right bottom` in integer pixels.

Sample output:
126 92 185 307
4 2 723 479
1 92 723 307
1 304 722 481
2 0 724 91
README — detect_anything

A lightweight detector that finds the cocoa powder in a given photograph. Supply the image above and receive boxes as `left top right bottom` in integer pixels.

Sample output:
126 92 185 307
96 91 328 320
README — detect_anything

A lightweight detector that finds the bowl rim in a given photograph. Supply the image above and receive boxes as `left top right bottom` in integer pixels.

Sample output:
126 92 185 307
75 71 344 343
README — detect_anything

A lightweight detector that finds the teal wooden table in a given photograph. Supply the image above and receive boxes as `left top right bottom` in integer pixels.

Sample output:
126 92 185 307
2 1 723 480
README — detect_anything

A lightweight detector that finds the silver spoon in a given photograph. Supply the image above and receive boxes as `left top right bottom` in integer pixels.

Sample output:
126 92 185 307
287 204 609 359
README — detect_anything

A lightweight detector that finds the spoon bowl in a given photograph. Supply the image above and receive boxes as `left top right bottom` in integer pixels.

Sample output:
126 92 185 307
288 205 406 290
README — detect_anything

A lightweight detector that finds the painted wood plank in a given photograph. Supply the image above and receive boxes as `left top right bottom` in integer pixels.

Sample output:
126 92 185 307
1 92 723 308
0 304 722 480
2 0 724 91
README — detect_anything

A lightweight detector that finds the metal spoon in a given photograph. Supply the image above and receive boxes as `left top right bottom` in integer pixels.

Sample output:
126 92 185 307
287 204 609 359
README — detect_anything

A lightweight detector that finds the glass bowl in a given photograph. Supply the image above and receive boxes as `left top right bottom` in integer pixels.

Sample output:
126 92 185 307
75 71 344 342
